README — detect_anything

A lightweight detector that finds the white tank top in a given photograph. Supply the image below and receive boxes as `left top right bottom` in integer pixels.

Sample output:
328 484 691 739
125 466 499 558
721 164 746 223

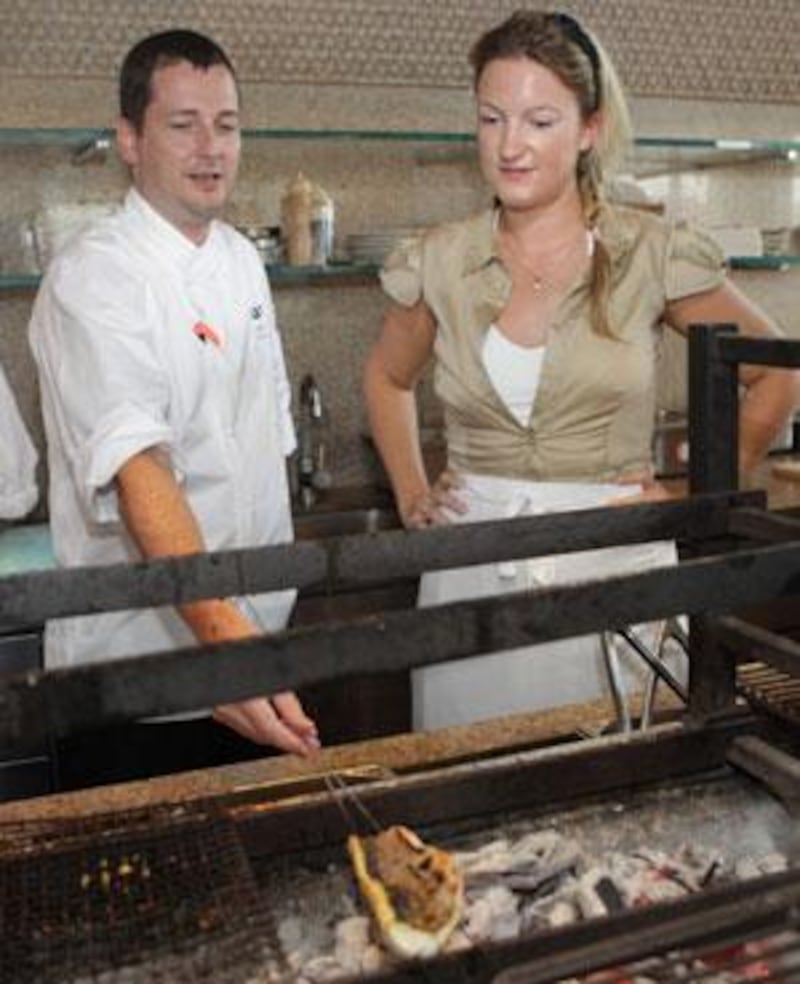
482 324 544 426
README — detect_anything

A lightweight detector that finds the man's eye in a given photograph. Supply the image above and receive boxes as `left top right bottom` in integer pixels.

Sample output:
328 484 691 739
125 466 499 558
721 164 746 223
479 114 500 125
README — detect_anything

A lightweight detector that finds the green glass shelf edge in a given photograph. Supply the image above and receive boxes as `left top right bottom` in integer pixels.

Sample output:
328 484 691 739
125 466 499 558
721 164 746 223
5 258 799 291
728 255 800 270
1 127 799 153
0 263 379 291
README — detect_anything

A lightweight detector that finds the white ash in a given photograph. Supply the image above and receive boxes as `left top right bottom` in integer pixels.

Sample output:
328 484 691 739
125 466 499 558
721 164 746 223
279 829 788 983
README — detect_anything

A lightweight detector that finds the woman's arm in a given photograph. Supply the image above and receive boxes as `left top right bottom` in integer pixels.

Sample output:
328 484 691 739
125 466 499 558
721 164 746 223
664 281 800 479
364 299 460 527
116 448 319 756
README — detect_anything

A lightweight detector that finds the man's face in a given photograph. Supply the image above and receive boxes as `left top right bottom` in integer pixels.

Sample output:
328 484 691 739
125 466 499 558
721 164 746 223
117 60 241 243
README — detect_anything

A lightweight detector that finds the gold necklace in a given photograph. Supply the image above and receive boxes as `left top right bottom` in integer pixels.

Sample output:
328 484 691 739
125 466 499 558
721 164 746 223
505 229 593 294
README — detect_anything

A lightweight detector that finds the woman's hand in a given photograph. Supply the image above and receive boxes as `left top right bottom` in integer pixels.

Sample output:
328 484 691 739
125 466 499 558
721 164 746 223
606 466 674 507
399 469 467 528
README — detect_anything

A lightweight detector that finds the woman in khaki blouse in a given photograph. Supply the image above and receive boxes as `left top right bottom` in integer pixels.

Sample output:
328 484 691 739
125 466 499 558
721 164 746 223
364 11 799 729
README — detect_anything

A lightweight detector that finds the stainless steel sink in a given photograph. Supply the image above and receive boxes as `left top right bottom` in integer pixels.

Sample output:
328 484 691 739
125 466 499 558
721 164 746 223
293 506 401 540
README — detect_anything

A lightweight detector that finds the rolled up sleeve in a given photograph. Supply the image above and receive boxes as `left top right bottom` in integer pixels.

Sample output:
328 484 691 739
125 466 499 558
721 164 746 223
35 254 173 523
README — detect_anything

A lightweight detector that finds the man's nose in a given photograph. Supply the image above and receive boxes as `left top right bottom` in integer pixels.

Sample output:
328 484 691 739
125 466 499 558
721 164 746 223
195 123 221 154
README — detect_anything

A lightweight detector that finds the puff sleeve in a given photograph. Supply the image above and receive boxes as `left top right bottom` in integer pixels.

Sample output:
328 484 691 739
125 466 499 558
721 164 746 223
379 235 424 307
664 221 726 301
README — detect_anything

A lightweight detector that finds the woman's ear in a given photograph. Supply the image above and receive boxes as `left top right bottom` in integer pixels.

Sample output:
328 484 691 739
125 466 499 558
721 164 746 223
580 110 603 153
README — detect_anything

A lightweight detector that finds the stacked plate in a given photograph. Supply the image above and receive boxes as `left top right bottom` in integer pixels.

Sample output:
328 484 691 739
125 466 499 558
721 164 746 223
345 227 422 264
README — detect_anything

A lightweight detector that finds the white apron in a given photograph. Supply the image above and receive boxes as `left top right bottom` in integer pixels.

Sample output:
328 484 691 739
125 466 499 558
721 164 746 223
413 473 683 730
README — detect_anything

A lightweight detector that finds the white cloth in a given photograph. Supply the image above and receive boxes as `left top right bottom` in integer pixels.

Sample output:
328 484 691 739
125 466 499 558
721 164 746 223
29 188 297 669
414 473 681 730
482 326 545 427
0 362 38 519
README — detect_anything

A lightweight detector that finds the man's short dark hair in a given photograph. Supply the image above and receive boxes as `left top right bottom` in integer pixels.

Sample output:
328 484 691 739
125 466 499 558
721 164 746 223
119 29 237 131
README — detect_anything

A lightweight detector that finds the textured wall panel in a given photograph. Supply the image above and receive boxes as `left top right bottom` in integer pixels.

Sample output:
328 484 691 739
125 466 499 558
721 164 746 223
0 0 798 104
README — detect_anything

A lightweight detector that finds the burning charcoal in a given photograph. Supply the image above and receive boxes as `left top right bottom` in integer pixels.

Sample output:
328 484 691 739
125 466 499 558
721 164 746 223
457 830 584 895
547 898 580 927
333 915 372 975
463 884 521 942
301 954 349 982
735 852 788 880
575 868 626 918
757 852 789 874
360 942 386 975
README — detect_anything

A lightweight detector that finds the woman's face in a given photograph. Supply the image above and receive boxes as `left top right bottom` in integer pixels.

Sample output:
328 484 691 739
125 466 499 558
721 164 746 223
475 56 598 214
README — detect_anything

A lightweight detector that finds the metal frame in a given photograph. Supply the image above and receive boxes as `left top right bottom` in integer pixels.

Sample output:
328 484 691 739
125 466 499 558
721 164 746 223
0 330 797 755
686 328 800 719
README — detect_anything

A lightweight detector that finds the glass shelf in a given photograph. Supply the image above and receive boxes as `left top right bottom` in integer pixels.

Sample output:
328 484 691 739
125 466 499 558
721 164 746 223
728 255 800 270
4 257 798 292
2 126 799 154
0 263 381 291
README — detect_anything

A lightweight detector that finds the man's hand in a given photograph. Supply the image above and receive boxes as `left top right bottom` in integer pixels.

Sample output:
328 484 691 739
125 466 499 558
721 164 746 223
213 692 320 757
117 449 321 757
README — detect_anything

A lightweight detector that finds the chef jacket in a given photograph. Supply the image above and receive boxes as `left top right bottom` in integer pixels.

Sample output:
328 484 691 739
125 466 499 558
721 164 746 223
381 203 726 483
29 189 297 670
0 361 38 519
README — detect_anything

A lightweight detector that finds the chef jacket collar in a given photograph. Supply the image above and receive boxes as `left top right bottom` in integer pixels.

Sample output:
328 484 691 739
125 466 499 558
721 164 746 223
125 187 223 277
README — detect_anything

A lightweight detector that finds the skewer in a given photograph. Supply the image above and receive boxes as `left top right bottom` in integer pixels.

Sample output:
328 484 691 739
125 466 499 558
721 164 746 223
323 770 383 835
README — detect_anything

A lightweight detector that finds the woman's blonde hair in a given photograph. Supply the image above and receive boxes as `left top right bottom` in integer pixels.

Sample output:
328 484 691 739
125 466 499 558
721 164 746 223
470 10 633 338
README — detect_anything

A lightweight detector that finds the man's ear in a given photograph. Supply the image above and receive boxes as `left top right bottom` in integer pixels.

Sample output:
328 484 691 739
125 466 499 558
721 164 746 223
115 117 138 168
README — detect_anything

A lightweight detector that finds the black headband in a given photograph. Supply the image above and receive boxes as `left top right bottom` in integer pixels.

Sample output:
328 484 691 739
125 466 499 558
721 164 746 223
552 12 602 110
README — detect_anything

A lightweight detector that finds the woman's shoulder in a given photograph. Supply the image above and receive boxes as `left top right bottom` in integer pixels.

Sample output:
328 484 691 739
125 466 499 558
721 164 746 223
420 209 495 256
601 203 726 296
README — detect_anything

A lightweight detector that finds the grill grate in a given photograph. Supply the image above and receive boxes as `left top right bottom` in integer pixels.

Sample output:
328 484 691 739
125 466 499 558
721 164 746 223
739 661 800 727
492 927 800 984
0 800 282 983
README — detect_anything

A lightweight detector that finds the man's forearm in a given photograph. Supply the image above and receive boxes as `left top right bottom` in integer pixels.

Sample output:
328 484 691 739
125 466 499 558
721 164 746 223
116 447 255 642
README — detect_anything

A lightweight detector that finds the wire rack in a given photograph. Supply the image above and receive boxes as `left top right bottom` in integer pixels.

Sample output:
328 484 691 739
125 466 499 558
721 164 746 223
0 799 284 983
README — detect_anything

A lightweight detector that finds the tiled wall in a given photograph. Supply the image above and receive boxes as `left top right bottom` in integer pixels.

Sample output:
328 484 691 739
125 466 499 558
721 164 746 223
1 0 799 512
2 0 799 103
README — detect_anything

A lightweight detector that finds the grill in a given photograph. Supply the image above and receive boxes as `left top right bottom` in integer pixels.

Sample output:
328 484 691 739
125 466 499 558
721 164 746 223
0 326 798 982
0 800 283 983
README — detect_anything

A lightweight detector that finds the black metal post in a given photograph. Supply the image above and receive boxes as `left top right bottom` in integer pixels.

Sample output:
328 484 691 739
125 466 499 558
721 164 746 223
688 323 739 495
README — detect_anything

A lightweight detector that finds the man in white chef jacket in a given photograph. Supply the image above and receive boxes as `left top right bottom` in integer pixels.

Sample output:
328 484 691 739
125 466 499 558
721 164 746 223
28 29 319 789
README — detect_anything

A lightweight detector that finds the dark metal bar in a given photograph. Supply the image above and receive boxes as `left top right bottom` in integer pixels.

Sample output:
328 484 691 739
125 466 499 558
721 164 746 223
0 539 798 748
486 869 800 984
0 490 762 633
234 719 749 858
615 626 688 703
717 334 800 368
688 323 740 495
688 615 738 721
714 614 800 677
727 734 800 816
728 507 800 543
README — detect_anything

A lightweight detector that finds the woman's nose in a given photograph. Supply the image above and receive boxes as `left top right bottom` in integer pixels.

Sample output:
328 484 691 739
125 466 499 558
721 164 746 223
499 124 524 159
